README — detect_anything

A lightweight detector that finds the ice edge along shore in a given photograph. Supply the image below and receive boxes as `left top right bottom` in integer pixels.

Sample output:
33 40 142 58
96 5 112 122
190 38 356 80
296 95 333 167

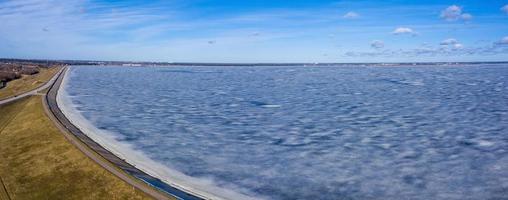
56 67 262 200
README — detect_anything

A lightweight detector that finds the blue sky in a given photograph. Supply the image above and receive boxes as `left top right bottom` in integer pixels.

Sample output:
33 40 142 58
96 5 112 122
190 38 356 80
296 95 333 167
0 0 507 63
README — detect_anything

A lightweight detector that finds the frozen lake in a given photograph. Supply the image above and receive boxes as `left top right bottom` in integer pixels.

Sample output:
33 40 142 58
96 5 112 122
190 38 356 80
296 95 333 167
61 65 508 200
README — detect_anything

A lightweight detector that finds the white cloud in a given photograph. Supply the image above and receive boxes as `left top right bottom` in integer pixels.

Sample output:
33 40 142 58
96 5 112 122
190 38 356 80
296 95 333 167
440 38 463 49
502 5 508 14
370 40 384 49
496 36 508 45
440 5 461 20
343 11 359 19
460 13 473 21
440 38 459 45
453 43 464 49
249 32 260 37
392 27 416 35
440 5 473 21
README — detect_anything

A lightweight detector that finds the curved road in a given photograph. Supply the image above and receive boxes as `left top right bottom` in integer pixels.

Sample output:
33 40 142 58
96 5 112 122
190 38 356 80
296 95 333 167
44 67 205 200
41 67 172 200
0 67 188 200
0 67 64 105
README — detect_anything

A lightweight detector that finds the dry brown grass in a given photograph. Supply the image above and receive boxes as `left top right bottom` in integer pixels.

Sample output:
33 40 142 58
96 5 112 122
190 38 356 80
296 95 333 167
0 96 152 200
0 67 60 100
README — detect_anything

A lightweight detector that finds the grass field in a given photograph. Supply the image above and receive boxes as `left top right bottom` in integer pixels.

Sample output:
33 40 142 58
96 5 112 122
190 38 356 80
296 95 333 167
0 67 60 100
0 96 152 200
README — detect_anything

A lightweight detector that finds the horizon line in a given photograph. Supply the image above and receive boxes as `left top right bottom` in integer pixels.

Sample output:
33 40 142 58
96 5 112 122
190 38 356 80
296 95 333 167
2 58 508 66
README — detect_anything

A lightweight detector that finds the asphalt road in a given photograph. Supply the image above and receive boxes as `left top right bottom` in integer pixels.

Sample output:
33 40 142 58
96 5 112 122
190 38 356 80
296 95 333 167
44 67 205 200
0 67 64 105
1 66 207 200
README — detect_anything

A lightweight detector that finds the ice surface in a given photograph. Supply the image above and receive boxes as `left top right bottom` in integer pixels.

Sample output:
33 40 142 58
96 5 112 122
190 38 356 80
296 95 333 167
62 65 508 200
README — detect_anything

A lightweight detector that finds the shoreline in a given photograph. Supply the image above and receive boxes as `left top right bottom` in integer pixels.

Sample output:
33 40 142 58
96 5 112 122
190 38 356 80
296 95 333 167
48 67 258 200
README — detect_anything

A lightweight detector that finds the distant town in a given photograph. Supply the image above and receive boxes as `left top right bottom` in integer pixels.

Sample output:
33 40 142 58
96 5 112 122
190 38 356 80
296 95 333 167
1 58 507 68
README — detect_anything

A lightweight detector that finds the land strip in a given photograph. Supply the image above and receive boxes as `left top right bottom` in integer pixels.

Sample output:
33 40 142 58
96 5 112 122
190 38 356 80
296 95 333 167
0 65 203 200
0 67 61 200
0 67 156 200
0 95 152 199
0 66 61 101
0 97 31 200
0 176 10 200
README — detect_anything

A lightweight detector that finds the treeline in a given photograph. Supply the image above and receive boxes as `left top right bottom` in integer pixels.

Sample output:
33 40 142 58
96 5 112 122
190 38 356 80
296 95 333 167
0 63 41 89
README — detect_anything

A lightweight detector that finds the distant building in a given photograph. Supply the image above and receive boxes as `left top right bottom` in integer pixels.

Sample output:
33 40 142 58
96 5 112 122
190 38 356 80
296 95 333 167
122 63 142 67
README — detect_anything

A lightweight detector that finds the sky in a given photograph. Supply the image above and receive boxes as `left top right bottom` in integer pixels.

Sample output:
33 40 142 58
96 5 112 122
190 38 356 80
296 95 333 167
0 0 508 63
